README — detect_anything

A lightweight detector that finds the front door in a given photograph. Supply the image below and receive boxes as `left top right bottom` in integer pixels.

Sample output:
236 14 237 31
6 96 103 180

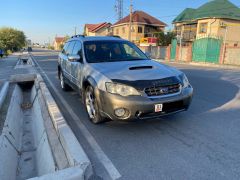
65 41 75 81
71 41 83 88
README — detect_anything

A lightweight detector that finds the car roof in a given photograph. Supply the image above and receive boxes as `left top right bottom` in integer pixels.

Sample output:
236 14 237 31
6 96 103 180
68 36 128 43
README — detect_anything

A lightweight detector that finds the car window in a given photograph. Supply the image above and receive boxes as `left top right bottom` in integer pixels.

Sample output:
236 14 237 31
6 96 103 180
62 42 69 54
123 44 143 59
72 41 82 56
84 40 148 63
66 41 75 55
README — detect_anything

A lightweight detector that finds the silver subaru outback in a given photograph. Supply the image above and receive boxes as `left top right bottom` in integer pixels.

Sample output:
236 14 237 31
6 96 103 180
58 35 193 124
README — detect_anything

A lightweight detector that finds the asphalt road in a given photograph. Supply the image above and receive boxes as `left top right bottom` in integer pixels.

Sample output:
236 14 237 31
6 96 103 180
32 49 240 180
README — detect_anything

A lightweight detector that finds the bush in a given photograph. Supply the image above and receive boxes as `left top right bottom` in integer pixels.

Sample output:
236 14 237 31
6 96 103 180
6 50 12 56
59 44 64 50
48 45 54 50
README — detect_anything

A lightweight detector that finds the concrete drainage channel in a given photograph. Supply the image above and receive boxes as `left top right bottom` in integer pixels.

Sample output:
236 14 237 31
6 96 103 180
15 53 34 69
0 55 93 180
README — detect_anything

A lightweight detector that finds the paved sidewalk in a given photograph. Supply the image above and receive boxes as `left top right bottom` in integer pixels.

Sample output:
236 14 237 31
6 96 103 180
155 59 240 70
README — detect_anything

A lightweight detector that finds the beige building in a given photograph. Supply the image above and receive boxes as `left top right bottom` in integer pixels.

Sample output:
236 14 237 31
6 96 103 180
53 37 65 50
112 11 166 43
84 22 112 36
173 0 240 46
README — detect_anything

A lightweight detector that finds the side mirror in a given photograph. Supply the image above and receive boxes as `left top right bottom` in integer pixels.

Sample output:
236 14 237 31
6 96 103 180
145 52 151 59
68 54 82 62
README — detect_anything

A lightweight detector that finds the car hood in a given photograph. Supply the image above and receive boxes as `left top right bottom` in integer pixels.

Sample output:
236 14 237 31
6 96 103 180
90 60 181 81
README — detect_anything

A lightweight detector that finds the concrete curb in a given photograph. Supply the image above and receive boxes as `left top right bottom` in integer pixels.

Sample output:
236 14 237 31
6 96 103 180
0 82 9 110
154 59 240 70
36 74 93 179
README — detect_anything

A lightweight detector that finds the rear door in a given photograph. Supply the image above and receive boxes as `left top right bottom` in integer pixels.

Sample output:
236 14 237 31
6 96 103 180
71 40 84 88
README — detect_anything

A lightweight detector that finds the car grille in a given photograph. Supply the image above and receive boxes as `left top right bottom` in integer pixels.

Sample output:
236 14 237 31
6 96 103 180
144 83 181 97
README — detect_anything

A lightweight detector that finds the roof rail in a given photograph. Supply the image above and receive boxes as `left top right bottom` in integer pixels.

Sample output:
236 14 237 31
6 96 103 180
71 34 85 38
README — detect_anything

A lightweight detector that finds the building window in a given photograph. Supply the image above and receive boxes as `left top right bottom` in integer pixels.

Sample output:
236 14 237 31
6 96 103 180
115 28 119 35
199 23 208 33
175 26 182 36
122 27 125 33
138 26 143 33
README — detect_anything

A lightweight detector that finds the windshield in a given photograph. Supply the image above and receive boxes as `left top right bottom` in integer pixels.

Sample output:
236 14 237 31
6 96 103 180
84 40 149 63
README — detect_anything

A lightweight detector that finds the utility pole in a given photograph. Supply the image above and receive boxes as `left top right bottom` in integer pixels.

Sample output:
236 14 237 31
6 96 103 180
179 26 184 61
48 37 50 46
74 26 77 35
222 25 228 64
128 0 133 41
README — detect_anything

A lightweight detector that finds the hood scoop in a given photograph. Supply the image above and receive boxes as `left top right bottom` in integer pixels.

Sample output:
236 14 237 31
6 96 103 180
129 66 153 70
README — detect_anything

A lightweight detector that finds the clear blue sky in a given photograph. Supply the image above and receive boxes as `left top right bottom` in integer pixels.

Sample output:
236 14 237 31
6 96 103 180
0 0 239 44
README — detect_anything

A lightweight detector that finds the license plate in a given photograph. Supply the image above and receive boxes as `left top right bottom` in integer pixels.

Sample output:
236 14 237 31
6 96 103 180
155 104 163 112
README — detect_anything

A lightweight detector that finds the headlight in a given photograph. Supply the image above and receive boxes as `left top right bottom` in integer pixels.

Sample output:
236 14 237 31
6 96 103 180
179 73 190 88
105 82 140 96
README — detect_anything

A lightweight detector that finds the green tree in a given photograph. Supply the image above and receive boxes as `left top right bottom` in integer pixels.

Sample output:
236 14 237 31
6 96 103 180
0 27 26 52
63 35 70 42
59 44 64 50
155 31 176 46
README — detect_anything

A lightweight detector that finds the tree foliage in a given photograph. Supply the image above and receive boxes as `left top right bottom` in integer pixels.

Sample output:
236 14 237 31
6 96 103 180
0 27 26 51
156 31 176 46
63 35 70 42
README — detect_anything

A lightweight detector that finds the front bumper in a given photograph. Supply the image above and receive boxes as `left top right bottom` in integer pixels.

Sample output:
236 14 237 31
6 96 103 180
97 86 193 121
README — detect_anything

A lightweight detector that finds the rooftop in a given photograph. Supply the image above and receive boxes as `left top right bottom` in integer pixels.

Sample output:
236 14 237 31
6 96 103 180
54 37 65 43
85 22 111 33
113 10 167 26
173 0 240 23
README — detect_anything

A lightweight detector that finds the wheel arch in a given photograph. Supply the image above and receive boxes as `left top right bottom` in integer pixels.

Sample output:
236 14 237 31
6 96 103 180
57 65 61 79
82 76 103 111
82 76 98 90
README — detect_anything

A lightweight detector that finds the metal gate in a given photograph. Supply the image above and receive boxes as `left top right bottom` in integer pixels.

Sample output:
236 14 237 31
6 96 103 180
192 38 222 63
170 39 177 60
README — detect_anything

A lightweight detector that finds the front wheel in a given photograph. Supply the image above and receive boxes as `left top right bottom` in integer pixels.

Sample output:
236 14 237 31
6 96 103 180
84 86 106 124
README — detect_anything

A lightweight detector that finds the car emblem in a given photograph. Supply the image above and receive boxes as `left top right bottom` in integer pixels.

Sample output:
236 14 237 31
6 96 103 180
160 87 168 94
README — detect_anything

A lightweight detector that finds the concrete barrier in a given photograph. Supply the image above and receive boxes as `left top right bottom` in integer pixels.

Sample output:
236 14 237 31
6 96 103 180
36 74 93 179
0 82 9 109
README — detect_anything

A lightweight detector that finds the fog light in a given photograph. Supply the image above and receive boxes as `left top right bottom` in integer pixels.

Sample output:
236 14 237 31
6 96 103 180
114 108 126 117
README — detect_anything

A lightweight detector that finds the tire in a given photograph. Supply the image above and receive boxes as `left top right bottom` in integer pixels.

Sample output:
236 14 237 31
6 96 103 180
59 71 71 91
84 86 106 124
